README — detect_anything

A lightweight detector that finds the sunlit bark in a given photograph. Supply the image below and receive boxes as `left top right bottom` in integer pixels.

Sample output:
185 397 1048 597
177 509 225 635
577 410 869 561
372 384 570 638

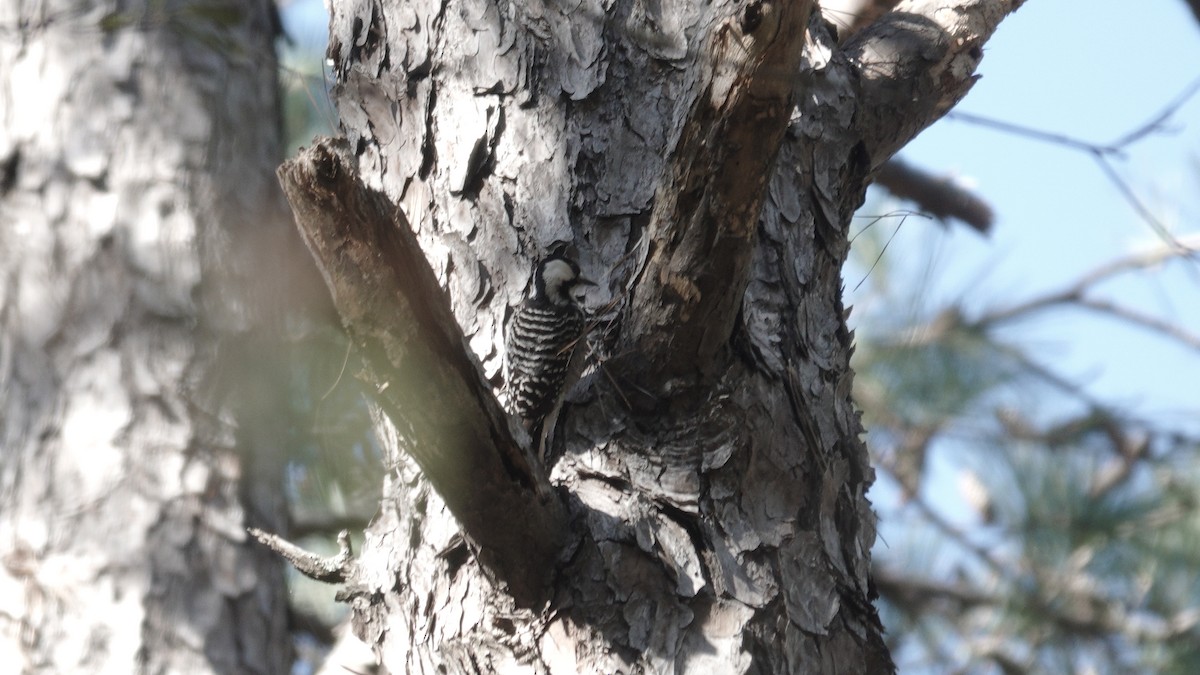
0 2 294 672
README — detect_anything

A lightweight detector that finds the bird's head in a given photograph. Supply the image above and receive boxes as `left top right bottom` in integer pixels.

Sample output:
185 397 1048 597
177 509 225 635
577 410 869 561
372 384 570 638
534 255 595 306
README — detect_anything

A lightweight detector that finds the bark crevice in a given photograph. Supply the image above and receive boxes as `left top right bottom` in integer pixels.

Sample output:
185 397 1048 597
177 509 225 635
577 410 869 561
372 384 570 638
617 0 816 398
308 0 1026 671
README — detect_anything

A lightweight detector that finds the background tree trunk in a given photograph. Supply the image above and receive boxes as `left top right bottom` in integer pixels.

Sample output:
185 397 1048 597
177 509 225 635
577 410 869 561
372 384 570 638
294 0 1020 672
0 2 296 672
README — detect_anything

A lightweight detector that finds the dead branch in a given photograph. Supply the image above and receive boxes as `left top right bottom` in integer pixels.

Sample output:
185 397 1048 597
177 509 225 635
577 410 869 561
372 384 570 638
249 528 355 584
277 139 565 606
875 158 994 234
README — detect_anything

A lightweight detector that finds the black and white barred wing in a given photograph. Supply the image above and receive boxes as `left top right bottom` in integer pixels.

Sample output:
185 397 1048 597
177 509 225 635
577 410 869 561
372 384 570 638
504 303 584 425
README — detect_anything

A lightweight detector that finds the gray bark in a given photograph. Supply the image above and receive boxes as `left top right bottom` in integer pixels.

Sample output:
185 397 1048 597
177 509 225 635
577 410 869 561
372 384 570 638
277 146 564 605
0 1 294 672
821 0 900 38
283 0 1023 672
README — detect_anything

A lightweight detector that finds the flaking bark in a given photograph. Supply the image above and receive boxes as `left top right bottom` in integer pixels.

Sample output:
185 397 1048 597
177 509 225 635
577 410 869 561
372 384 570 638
0 2 294 672
278 140 565 606
619 0 815 394
299 0 1025 672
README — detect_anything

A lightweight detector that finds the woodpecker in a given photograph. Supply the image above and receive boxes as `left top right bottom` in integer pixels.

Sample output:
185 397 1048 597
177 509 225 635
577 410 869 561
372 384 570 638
505 255 594 447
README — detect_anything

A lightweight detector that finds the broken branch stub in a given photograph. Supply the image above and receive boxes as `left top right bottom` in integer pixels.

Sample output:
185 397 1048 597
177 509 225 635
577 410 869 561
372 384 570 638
277 139 565 606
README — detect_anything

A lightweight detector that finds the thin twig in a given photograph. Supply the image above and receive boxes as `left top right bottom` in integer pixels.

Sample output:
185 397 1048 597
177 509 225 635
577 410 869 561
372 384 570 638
853 212 925 292
907 489 1007 575
947 77 1200 254
1072 234 1200 289
1095 156 1193 257
976 235 1200 340
1109 76 1200 148
249 528 355 584
1075 296 1200 352
948 110 1118 155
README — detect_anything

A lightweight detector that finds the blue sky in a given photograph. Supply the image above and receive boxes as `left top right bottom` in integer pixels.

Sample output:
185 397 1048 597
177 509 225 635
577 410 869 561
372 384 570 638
857 6 1200 664
870 1 1200 429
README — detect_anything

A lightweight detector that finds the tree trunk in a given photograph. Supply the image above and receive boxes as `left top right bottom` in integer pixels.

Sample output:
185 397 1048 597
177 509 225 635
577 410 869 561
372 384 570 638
284 0 1022 672
0 2 295 672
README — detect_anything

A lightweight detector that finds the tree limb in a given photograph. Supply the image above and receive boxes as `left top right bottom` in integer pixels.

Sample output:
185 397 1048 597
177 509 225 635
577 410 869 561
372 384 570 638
620 0 815 396
846 0 1025 167
974 235 1200 350
277 139 565 606
875 158 993 234
249 528 355 584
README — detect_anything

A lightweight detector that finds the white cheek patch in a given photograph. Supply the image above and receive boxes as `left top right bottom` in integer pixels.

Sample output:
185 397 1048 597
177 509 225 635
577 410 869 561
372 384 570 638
542 260 574 286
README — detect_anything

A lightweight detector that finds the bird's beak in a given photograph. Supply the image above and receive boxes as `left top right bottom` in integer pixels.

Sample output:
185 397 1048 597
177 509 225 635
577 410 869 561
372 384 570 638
572 277 598 303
